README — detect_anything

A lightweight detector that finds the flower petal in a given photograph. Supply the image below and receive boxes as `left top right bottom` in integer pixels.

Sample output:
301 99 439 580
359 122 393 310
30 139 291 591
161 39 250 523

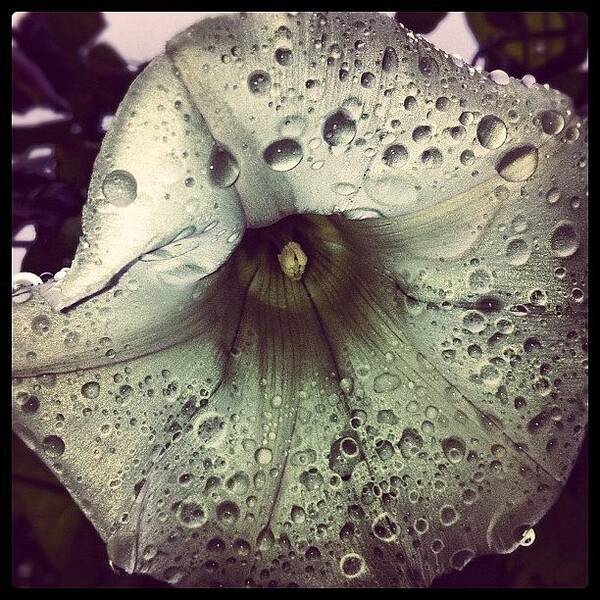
12 255 255 540
45 54 246 310
12 10 587 589
166 11 578 228
94 241 437 586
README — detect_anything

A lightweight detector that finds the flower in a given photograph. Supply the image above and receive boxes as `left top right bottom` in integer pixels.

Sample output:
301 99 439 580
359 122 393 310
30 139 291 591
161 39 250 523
12 12 587 588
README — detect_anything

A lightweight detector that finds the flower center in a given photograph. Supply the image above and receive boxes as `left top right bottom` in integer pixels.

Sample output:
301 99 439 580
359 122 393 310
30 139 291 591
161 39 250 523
277 241 307 281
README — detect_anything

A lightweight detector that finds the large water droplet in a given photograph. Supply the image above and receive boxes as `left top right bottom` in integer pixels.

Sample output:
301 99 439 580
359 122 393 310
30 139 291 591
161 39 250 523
496 145 539 181
441 437 466 464
412 125 432 144
550 221 579 257
418 55 439 77
274 47 293 66
247 70 271 94
322 109 357 146
420 148 443 168
102 170 137 207
208 145 240 188
42 435 65 458
382 144 408 167
263 138 303 171
477 115 507 149
81 381 100 399
373 372 400 393
31 315 51 335
340 553 365 578
540 110 565 135
178 499 206 528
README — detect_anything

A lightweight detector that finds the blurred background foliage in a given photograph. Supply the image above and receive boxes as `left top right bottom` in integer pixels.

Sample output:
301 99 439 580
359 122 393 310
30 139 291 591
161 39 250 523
12 12 588 588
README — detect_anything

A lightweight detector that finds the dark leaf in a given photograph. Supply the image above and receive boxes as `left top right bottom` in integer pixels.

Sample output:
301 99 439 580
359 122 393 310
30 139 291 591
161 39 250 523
467 12 588 80
394 12 447 34
22 215 82 275
12 120 74 154
43 12 106 50
12 47 70 114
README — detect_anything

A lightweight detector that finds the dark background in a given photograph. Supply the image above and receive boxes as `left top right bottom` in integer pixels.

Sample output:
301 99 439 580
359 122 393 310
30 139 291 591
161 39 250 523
11 12 588 588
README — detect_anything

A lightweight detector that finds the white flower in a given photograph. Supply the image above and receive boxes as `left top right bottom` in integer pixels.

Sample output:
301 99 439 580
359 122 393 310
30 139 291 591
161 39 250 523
12 12 587 587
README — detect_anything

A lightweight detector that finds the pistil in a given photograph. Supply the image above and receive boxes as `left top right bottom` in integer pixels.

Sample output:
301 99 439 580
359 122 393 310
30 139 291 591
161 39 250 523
277 241 308 281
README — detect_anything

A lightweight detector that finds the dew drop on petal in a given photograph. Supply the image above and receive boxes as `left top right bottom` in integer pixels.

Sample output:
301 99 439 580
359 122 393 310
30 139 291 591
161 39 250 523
340 553 365 578
540 110 565 135
263 138 303 171
322 109 357 146
489 69 510 85
550 221 579 257
382 46 399 73
42 435 65 458
477 115 507 149
81 381 100 399
418 55 439 77
496 145 539 182
247 70 271 94
382 144 408 167
274 47 293 66
373 372 400 393
102 170 137 207
208 145 240 188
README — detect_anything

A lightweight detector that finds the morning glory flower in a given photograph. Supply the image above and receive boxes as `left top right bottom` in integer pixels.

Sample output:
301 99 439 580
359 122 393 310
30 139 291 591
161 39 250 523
12 12 587 588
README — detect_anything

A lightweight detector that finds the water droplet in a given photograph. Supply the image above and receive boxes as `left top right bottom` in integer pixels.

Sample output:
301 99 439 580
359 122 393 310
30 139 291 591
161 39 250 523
81 381 100 399
463 310 486 333
440 504 459 526
382 144 408 167
540 110 565 135
550 221 579 257
360 71 376 88
373 372 400 393
496 145 538 182
216 500 240 525
412 125 432 144
322 109 357 146
460 149 475 165
247 70 271 94
477 115 507 149
420 148 443 168
208 146 240 188
441 437 466 464
31 315 51 335
340 553 365 578
275 47 293 66
263 138 303 171
418 55 439 77
42 435 65 458
489 69 510 85
382 47 399 73
102 170 137 207
255 446 273 465
178 499 206 528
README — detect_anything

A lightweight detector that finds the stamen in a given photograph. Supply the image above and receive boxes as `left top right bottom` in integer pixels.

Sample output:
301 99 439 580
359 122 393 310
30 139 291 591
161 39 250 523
277 241 308 281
